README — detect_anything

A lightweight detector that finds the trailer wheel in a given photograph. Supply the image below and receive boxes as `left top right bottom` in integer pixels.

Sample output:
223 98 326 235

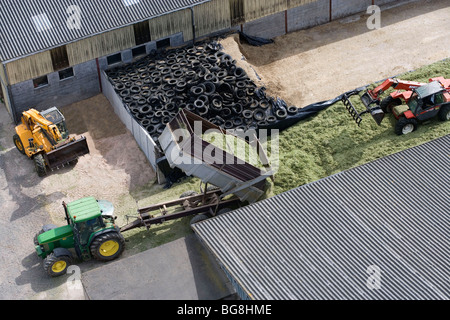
13 134 26 155
217 208 232 216
438 104 450 121
395 117 417 135
190 214 208 226
33 154 47 177
179 190 198 198
44 253 71 277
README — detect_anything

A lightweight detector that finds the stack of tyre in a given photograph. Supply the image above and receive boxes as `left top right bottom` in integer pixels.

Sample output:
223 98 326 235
106 40 297 142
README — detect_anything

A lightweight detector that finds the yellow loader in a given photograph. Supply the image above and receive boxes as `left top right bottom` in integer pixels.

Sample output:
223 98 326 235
13 107 90 177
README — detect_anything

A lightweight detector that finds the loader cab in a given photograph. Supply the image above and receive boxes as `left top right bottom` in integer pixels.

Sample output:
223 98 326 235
40 107 69 140
407 81 444 119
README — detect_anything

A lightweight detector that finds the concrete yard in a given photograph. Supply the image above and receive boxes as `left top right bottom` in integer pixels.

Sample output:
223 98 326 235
82 234 234 300
0 0 449 300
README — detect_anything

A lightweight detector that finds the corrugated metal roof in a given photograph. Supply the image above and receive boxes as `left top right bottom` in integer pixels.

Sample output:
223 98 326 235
193 135 450 300
0 0 208 62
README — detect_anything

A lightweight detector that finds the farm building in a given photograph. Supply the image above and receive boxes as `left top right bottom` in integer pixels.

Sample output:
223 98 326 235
0 0 399 123
193 135 450 300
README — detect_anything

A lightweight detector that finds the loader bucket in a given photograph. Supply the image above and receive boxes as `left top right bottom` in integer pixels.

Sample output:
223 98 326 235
44 136 90 169
370 109 385 126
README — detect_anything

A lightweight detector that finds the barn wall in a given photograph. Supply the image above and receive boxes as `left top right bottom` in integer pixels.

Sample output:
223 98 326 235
67 26 136 66
9 60 100 120
6 51 54 85
194 0 231 38
149 9 193 42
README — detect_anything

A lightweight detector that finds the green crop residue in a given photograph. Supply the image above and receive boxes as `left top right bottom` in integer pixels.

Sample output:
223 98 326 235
272 59 450 195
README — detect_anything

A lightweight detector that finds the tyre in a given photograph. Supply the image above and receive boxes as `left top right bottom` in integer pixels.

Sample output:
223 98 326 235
90 232 125 262
253 109 266 122
267 115 277 124
34 154 47 177
243 110 254 119
275 109 287 120
44 253 71 277
216 208 232 216
395 117 417 135
438 104 450 121
380 96 402 113
180 190 198 198
190 214 208 226
287 106 298 115
13 134 26 155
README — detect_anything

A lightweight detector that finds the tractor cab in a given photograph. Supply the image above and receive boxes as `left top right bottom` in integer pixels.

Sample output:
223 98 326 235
405 81 445 118
34 197 124 277
40 107 70 140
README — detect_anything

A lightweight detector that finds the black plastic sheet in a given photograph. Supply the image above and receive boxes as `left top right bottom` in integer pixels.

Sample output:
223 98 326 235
260 94 347 131
238 31 274 46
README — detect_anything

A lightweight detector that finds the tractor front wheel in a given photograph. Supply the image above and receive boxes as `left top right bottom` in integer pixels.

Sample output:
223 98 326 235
380 96 402 113
90 232 125 262
395 117 417 135
33 154 47 177
438 104 450 121
13 134 26 155
44 253 71 277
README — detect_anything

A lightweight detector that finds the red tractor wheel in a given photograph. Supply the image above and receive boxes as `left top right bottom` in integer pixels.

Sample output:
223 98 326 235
380 96 402 113
395 117 417 135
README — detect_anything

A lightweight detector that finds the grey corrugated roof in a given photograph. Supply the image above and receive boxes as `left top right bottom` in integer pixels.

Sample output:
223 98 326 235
0 0 208 62
193 135 450 300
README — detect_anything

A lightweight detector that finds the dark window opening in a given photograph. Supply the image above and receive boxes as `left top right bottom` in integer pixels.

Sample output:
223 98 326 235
59 67 74 80
133 20 151 45
132 45 146 58
50 46 70 70
156 38 170 49
33 75 49 89
107 53 122 65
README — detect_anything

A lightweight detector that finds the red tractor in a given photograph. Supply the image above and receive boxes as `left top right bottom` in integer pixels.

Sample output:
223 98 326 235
343 76 450 135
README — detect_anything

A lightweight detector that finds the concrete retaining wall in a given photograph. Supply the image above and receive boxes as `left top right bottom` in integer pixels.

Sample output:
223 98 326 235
287 0 330 33
243 0 404 38
242 11 286 39
331 0 372 20
9 60 101 121
100 69 158 171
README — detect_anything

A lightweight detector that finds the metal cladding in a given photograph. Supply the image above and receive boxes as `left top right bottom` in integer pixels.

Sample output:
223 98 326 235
193 135 450 300
0 0 208 61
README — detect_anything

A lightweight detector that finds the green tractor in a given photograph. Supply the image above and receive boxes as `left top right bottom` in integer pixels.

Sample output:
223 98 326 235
34 197 125 277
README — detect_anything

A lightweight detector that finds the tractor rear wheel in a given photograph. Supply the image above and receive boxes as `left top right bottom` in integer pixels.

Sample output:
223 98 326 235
34 154 47 177
13 134 26 155
395 117 417 135
90 232 125 262
438 105 450 121
44 253 71 277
